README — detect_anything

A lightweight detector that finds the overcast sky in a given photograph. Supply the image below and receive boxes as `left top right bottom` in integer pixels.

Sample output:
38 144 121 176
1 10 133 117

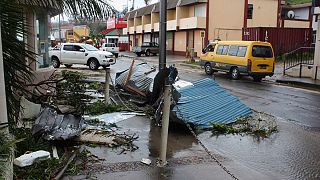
112 0 158 11
52 0 158 22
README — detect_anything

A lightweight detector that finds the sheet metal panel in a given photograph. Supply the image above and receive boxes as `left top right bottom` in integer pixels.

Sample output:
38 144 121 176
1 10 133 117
173 78 252 128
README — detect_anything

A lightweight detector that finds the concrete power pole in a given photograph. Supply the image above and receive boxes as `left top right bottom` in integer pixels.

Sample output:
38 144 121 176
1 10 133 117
159 0 170 167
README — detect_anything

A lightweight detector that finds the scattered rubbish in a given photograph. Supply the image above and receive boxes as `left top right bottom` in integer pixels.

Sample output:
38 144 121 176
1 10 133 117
77 128 139 153
57 105 76 114
32 108 83 141
141 158 152 165
52 146 59 160
172 78 252 129
78 129 115 145
14 150 51 167
173 80 194 90
52 147 84 180
19 96 41 120
85 112 142 125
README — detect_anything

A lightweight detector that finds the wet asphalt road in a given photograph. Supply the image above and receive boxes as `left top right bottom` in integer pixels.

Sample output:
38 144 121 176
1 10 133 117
66 56 320 179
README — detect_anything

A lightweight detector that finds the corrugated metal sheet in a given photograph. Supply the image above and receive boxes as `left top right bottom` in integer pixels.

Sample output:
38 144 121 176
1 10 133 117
178 0 207 7
243 27 312 56
173 78 252 128
115 63 157 93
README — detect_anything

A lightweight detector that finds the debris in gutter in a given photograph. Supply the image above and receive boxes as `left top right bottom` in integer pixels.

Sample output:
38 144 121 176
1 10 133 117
141 158 152 165
14 150 51 167
32 107 83 141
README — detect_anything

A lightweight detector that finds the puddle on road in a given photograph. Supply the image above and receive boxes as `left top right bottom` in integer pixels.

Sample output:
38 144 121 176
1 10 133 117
86 116 320 180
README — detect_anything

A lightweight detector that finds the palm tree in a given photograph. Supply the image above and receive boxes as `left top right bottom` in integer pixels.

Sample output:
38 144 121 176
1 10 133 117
0 0 115 131
144 0 152 5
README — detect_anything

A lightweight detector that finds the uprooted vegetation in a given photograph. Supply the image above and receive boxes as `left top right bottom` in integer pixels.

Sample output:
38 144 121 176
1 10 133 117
210 111 278 138
8 70 141 179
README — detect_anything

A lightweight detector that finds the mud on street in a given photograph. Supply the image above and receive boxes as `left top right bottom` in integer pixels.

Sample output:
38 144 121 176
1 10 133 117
58 56 320 180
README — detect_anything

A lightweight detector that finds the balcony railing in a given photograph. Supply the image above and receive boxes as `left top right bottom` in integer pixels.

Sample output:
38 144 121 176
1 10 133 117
129 27 135 34
136 25 143 33
144 24 152 32
167 20 177 31
154 23 159 32
179 17 206 30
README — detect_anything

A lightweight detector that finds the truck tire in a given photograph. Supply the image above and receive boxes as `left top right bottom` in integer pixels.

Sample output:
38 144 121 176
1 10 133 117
88 58 100 70
205 63 214 75
145 50 151 56
230 67 240 80
253 76 263 82
52 57 60 68
65 64 72 68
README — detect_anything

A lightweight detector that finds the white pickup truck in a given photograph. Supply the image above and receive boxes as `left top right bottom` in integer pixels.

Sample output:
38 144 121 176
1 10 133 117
100 43 119 58
49 43 116 70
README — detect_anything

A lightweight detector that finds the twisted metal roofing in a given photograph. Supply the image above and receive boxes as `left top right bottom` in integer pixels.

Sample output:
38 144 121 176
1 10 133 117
173 78 252 128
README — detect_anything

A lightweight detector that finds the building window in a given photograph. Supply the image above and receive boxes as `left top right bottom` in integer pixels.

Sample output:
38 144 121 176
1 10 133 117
247 4 253 19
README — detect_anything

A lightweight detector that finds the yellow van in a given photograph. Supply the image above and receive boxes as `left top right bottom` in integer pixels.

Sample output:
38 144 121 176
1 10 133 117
200 41 275 81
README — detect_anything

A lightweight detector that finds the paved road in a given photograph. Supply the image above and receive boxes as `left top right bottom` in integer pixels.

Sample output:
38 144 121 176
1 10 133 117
65 56 320 179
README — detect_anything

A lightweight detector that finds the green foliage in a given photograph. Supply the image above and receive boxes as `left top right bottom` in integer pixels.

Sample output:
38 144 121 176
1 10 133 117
1 0 116 130
286 0 311 5
88 82 103 90
85 100 123 115
0 0 34 130
210 114 278 138
12 128 52 157
210 123 237 134
55 70 90 114
14 158 62 180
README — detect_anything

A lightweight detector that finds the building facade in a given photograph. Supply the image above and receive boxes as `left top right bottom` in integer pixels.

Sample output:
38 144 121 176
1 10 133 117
125 0 314 56
124 0 207 56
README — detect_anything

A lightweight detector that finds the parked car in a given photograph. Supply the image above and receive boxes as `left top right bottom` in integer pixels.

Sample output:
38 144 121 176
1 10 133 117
200 41 275 82
100 43 119 58
49 43 116 70
132 42 159 57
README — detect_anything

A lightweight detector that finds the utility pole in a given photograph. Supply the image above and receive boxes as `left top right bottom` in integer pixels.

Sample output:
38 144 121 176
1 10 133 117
159 0 170 167
0 23 8 132
58 14 62 44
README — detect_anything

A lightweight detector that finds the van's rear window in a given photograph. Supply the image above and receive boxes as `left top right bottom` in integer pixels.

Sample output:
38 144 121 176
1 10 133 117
252 46 273 58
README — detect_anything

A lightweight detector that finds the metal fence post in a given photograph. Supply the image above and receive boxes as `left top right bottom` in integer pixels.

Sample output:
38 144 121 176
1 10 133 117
283 54 286 75
105 68 111 104
299 50 303 78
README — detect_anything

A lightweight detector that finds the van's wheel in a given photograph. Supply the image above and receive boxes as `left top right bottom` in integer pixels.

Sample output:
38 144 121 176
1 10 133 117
205 63 214 75
65 64 72 68
230 67 240 80
145 50 151 56
253 76 263 82
88 58 100 70
52 57 60 68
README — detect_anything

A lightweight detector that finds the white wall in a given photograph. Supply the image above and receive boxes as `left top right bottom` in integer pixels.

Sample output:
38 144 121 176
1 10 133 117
292 7 310 20
195 4 206 17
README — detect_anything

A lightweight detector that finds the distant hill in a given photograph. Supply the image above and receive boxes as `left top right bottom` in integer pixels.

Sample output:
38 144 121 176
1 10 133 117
286 0 312 5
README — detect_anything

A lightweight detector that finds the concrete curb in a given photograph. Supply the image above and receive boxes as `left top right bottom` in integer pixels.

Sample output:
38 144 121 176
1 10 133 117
276 79 320 90
179 63 202 69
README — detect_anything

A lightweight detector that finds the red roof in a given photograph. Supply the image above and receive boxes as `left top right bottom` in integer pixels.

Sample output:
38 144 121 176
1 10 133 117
100 28 115 35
